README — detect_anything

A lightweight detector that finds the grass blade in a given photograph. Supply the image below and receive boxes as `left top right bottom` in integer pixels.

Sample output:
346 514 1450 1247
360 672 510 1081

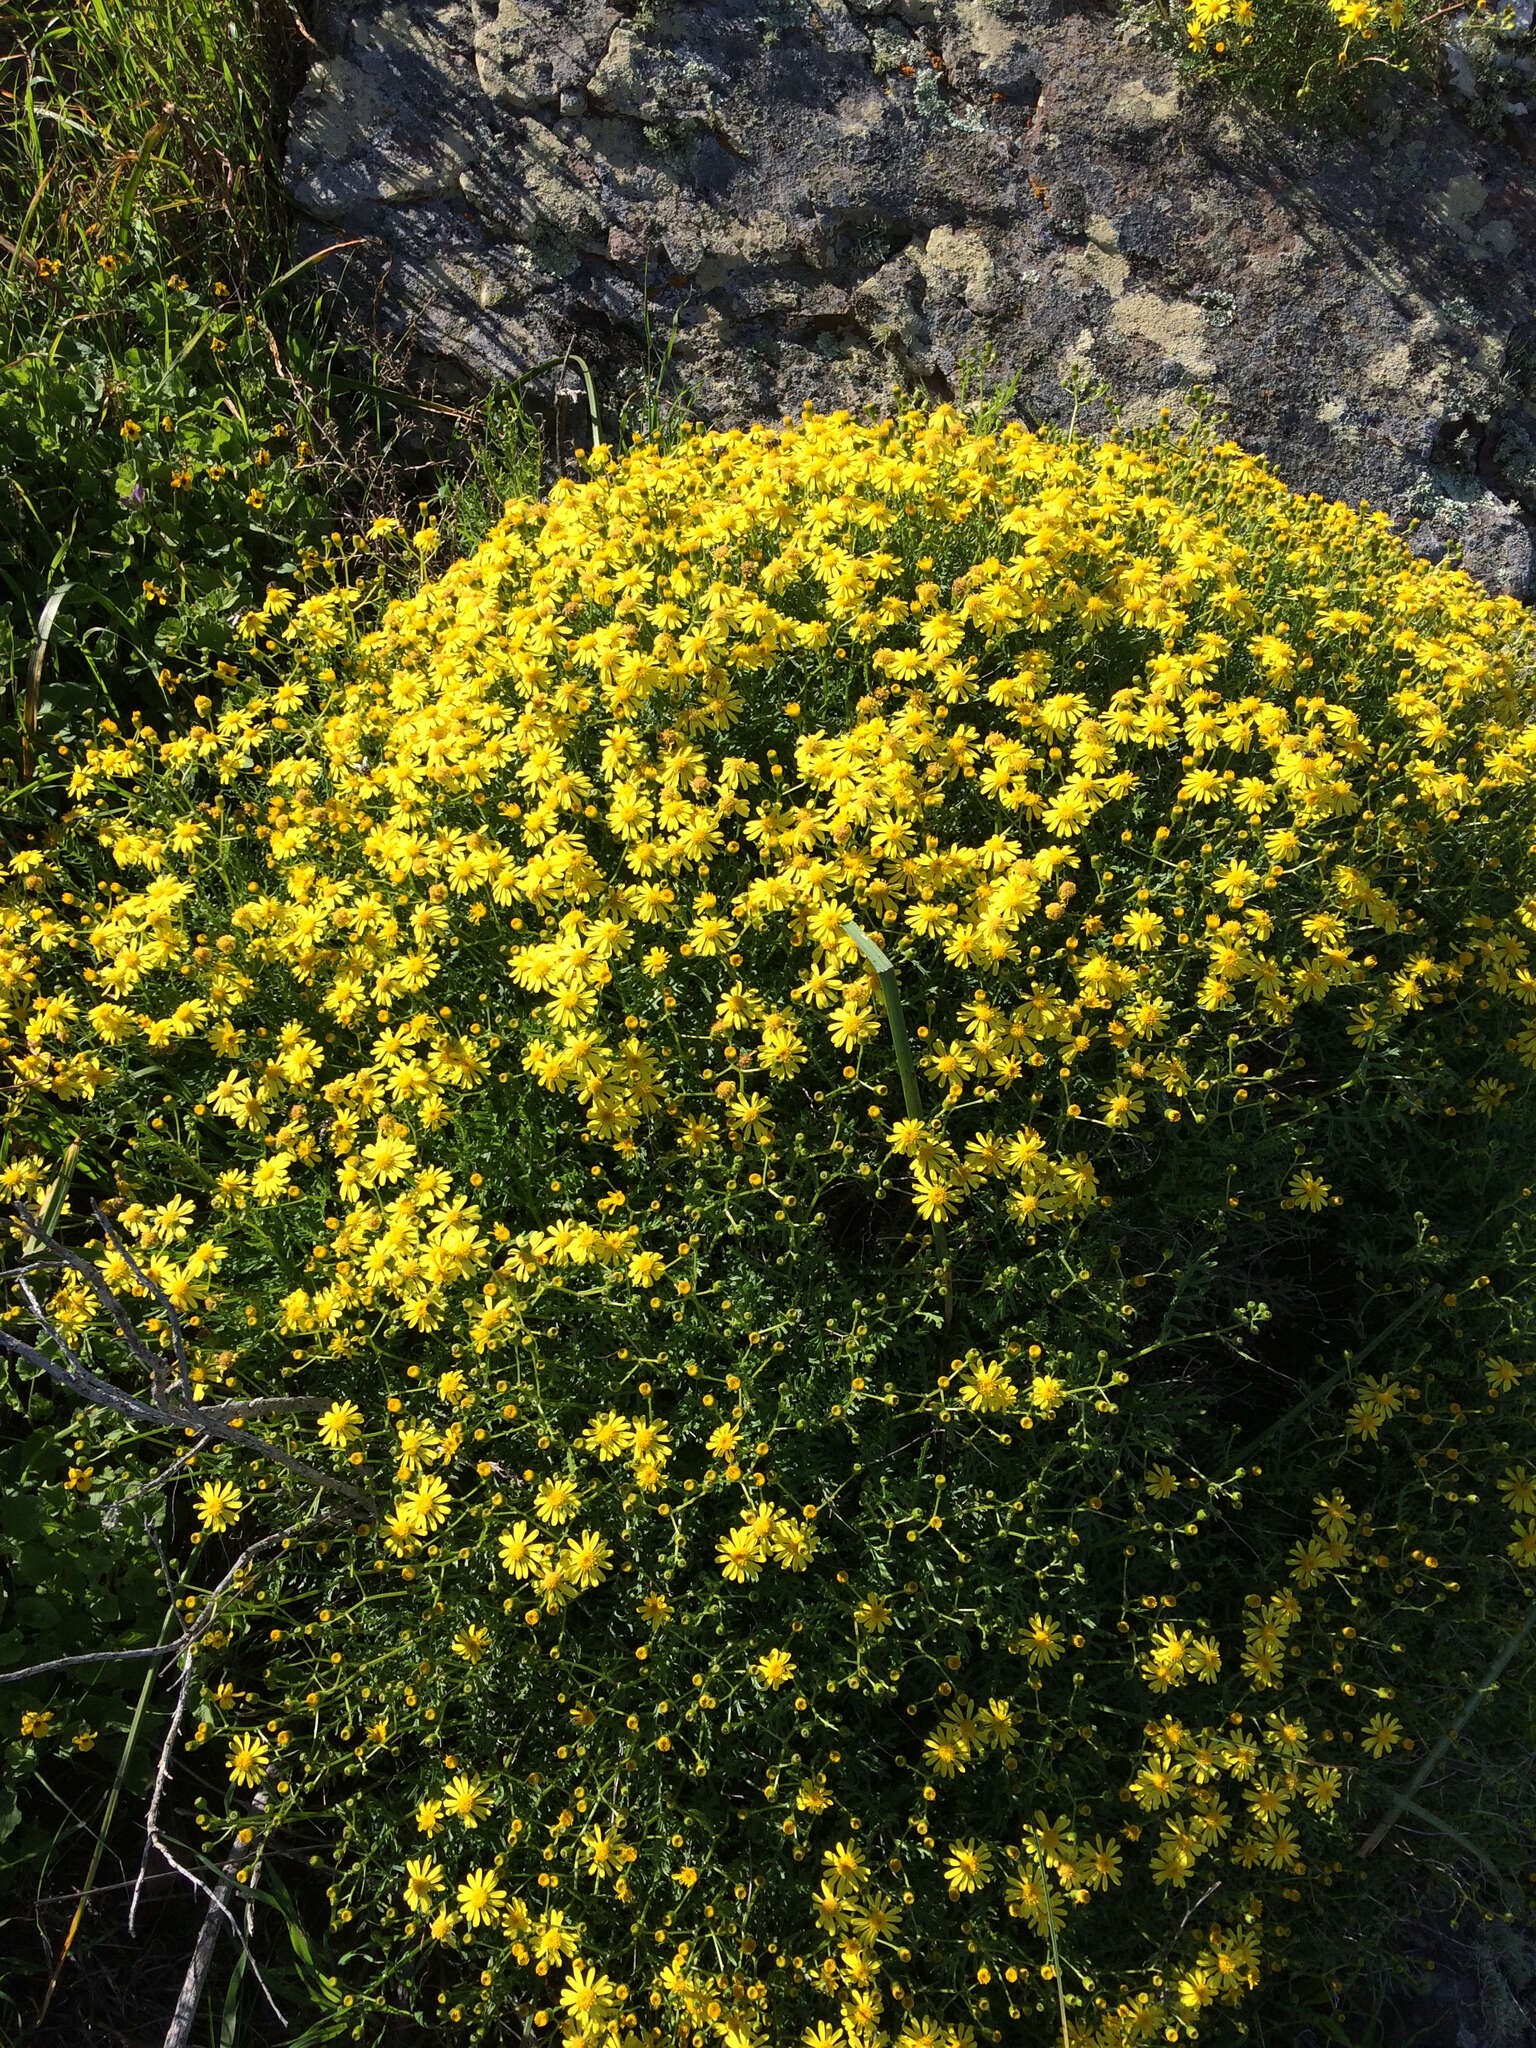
1359 1594 1536 1861
22 1136 78 1255
35 1602 179 2026
20 583 72 777
843 918 951 1317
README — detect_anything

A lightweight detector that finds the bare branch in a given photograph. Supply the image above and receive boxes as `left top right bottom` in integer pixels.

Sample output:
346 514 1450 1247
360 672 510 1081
2 1319 172 1432
92 1202 194 1404
8 1208 168 1395
0 1302 375 1511
162 1841 258 2048
131 1662 287 2030
131 1650 195 1939
105 1439 212 1525
122 1539 301 2027
8 1205 375 1508
197 1394 333 1422
130 1520 333 1936
1 1509 348 1689
0 1642 187 1686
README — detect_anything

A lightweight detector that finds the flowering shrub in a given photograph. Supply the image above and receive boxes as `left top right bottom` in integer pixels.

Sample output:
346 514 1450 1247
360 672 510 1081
1156 0 1503 109
4 407 1536 2044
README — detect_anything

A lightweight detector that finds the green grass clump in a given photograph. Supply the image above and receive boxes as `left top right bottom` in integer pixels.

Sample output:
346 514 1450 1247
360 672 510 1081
0 0 541 809
0 1 342 782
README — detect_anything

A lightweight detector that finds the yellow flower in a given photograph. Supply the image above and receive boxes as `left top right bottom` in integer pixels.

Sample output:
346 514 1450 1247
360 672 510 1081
561 1528 614 1588
852 1594 892 1634
1020 1613 1064 1667
1149 1838 1195 1888
443 1773 491 1826
716 1525 766 1583
455 1866 506 1928
1122 908 1166 951
1025 1811 1077 1867
769 1516 817 1571
923 1730 968 1779
911 1171 959 1222
403 1857 444 1908
755 1647 796 1689
1287 1170 1332 1212
1129 1755 1182 1810
401 1476 451 1532
1361 1712 1403 1757
944 1838 993 1895
1301 1767 1341 1811
1003 1862 1061 1932
195 1480 244 1533
1083 1835 1124 1890
317 1399 364 1448
560 1963 618 2023
498 1521 548 1579
1256 1822 1302 1870
579 1411 632 1459
533 1475 581 1525
227 1733 269 1786
1028 1373 1065 1415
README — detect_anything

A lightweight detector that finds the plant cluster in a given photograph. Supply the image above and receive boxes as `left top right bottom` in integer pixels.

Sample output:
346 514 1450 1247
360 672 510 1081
0 253 347 768
0 0 304 752
0 1 536 817
0 10 534 2025
4 406 1536 2044
1143 0 1518 113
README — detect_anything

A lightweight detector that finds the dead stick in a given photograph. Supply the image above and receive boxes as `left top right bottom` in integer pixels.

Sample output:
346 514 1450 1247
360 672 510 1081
161 1840 243 2048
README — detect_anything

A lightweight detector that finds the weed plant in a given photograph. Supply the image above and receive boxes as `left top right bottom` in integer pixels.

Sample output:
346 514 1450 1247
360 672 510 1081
0 5 332 2021
0 0 540 808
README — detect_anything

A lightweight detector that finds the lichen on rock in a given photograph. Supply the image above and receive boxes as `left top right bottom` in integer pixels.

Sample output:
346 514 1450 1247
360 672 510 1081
287 0 1536 597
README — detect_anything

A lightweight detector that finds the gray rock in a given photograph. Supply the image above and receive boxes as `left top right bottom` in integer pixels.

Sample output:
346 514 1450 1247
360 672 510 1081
476 0 617 114
1457 494 1535 600
285 0 1536 599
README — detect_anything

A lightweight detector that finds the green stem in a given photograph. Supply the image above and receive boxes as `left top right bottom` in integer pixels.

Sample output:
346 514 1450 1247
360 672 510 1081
1358 1594 1536 1861
36 1601 178 2024
1233 1283 1437 1466
842 920 951 1321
